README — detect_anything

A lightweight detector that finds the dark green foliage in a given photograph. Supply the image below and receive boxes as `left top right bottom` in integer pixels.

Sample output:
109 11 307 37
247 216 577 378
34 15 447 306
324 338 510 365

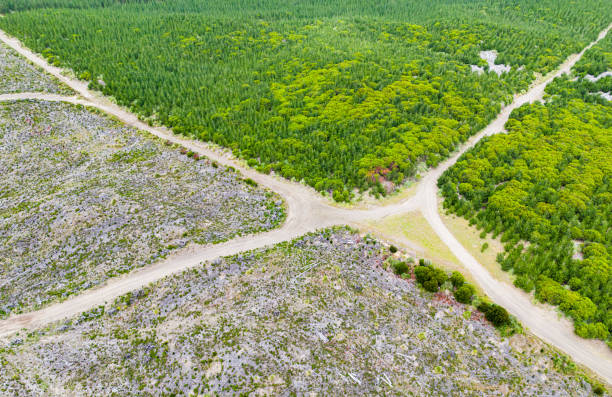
454 284 475 304
389 245 398 253
423 280 440 293
391 261 409 276
414 265 430 284
439 34 612 342
449 271 465 288
477 302 491 314
243 178 258 187
414 265 447 292
478 302 510 327
0 1 608 196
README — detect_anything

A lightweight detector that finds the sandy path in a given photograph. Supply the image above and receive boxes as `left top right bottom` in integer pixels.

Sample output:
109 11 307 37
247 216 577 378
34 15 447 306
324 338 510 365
0 24 611 384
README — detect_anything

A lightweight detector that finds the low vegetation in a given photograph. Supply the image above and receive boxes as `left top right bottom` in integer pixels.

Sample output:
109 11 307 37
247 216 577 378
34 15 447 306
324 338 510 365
0 229 601 395
0 100 284 317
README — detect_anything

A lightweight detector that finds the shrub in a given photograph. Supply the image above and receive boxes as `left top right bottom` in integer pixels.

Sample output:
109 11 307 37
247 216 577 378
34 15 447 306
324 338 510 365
479 303 510 327
243 178 258 187
593 385 604 395
414 265 431 285
477 302 491 314
414 265 447 292
574 322 609 340
332 189 350 202
430 268 447 286
568 277 583 291
392 261 409 276
423 279 440 292
449 271 465 288
513 275 535 292
454 284 475 304
535 276 597 322
389 245 398 253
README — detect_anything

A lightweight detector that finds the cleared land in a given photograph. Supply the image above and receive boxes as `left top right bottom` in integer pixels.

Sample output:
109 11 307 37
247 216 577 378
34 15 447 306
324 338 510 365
0 100 284 317
0 229 600 396
0 42 72 94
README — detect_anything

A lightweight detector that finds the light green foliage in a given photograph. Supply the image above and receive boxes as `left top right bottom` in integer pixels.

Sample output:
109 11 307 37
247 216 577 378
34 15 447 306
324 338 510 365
546 33 612 105
439 35 612 342
0 0 609 199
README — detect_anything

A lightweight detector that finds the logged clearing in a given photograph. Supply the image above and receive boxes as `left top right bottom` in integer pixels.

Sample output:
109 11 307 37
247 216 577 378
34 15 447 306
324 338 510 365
0 42 72 94
0 229 599 396
0 100 284 317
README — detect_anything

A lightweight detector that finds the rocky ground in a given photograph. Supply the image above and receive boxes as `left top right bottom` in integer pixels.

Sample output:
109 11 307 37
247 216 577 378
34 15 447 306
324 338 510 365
0 100 285 316
0 43 73 94
0 228 599 396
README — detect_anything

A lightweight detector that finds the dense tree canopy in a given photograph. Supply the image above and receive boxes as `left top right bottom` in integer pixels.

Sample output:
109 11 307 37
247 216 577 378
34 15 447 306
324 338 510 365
0 0 609 200
439 35 612 344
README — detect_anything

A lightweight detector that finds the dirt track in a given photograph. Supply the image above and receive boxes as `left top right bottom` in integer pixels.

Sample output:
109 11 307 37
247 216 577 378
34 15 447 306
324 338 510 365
1 24 611 385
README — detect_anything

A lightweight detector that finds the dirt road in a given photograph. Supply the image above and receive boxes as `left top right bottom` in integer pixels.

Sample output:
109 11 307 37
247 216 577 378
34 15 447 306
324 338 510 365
1 24 611 385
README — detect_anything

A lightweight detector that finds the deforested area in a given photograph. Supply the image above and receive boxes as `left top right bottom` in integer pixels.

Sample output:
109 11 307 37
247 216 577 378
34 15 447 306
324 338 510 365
0 100 285 317
0 228 600 396
0 42 73 95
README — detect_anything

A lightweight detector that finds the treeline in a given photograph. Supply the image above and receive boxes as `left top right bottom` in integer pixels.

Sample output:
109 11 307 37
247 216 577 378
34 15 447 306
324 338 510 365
0 1 609 200
0 0 154 13
3 0 610 35
439 37 612 344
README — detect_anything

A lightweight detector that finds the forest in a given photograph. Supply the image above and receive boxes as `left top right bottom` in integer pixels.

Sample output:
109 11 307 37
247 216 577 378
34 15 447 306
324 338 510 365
1 0 610 200
439 34 612 344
